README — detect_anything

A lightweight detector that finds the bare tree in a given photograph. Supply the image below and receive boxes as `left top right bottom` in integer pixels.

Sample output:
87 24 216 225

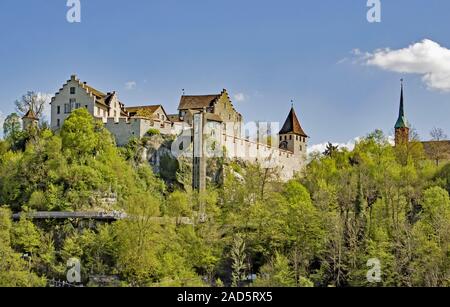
430 127 448 142
14 91 47 119
429 127 448 166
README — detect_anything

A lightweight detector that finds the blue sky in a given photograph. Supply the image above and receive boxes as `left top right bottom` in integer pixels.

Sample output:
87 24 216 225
1 0 450 148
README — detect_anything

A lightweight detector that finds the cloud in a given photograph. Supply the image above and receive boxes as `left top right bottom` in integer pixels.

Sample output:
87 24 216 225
125 81 137 90
363 39 450 91
308 135 396 155
234 93 246 102
308 137 361 155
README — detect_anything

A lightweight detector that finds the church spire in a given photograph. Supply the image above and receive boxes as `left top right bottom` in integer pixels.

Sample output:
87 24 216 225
395 79 408 129
394 79 410 146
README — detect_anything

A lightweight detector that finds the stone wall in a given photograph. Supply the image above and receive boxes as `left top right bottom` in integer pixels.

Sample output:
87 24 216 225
218 133 305 181
105 117 172 146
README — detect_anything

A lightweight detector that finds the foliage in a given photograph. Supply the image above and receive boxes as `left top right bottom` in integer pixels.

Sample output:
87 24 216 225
1 117 450 287
147 128 161 136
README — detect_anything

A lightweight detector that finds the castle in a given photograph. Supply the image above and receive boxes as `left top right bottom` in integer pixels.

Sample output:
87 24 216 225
50 75 309 184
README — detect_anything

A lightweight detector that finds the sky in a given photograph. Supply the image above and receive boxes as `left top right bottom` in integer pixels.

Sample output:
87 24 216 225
1 0 450 150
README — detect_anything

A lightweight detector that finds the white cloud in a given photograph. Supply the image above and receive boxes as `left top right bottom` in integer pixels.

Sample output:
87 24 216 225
308 135 396 155
234 93 246 102
125 81 137 90
308 137 361 155
363 39 450 91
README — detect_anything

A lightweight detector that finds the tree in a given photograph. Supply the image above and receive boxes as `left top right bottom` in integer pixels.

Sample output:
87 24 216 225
409 187 450 286
428 127 448 166
3 113 21 139
231 234 247 287
254 252 296 287
431 127 447 142
15 91 48 119
323 143 339 157
60 108 99 159
0 207 45 287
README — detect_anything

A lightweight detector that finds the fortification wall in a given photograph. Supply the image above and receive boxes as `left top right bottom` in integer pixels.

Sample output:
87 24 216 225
219 134 304 181
105 117 173 146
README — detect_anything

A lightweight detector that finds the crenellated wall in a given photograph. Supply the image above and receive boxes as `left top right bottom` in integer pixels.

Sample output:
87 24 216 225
202 131 305 181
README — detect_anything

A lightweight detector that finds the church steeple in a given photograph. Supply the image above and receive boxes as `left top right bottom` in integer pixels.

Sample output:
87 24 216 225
395 79 408 129
395 79 410 146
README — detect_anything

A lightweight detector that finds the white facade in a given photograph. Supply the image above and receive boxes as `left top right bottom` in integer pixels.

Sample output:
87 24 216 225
50 75 119 129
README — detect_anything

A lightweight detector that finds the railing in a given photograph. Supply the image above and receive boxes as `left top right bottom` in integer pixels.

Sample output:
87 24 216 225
11 211 195 225
12 211 127 221
48 278 82 288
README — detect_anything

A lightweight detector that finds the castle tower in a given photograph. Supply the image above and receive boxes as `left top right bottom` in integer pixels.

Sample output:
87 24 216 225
279 105 308 157
22 109 39 130
394 80 410 146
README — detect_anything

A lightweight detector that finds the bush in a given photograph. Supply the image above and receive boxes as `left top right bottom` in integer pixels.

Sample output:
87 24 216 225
147 128 161 136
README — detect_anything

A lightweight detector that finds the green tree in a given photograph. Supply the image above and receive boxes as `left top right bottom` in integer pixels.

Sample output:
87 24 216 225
231 234 247 287
254 252 296 287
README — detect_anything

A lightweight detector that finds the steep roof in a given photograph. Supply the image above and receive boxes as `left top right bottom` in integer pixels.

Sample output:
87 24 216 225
23 109 38 120
80 83 109 107
178 94 221 110
167 114 183 123
279 107 308 137
205 113 223 123
395 82 409 129
125 105 171 121
126 105 161 115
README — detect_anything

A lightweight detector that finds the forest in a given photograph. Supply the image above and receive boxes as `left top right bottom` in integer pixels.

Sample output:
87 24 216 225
1 107 450 287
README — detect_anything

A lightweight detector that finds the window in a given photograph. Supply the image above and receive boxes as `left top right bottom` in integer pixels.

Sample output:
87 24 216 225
290 135 292 140
57 106 60 114
114 111 117 117
70 87 76 95
300 145 303 151
75 103 81 109
69 98 76 110
57 119 60 127
64 103 70 114
85 105 88 109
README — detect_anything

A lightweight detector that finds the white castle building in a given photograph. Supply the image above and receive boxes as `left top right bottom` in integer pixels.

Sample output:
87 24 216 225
50 75 308 182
